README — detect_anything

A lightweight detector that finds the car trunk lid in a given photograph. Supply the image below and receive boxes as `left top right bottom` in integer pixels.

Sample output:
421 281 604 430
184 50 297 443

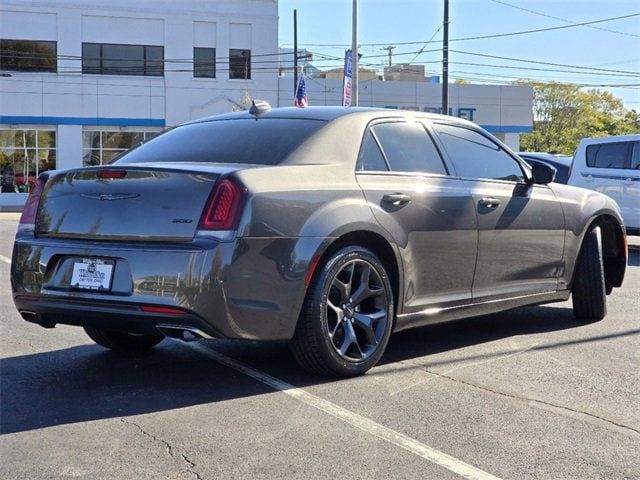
35 164 242 241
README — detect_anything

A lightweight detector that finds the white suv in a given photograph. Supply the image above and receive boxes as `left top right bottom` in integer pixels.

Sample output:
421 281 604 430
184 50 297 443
568 134 640 235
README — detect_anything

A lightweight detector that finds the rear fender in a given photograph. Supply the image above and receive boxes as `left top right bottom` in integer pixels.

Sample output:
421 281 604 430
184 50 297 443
553 185 626 290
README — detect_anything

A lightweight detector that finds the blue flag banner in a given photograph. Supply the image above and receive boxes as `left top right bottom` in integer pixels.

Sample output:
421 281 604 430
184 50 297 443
294 76 308 108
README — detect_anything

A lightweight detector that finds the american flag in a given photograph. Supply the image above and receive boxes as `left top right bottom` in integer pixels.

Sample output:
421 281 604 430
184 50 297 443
294 76 308 108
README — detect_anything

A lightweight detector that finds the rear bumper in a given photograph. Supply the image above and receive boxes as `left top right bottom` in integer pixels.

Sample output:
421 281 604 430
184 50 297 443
14 295 221 338
11 232 328 340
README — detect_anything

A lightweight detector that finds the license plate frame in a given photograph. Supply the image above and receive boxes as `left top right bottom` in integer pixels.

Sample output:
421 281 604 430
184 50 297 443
70 258 115 291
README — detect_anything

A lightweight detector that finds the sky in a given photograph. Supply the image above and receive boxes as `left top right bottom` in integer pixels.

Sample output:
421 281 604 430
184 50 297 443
278 0 640 109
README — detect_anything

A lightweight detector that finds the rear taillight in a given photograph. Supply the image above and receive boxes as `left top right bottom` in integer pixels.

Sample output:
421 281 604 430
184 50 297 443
199 178 244 231
19 176 47 226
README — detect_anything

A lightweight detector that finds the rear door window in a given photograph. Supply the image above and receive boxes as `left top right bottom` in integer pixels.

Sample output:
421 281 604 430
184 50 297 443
433 124 525 182
357 131 389 171
370 122 448 175
586 142 631 169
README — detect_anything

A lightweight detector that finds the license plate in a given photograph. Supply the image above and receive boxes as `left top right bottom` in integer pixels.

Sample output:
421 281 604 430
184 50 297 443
70 258 114 291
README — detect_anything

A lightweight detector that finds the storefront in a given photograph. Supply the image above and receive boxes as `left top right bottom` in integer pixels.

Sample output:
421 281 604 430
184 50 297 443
0 0 279 210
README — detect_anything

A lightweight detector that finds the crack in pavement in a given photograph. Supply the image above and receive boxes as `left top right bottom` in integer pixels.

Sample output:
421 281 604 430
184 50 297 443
406 363 640 437
120 418 204 480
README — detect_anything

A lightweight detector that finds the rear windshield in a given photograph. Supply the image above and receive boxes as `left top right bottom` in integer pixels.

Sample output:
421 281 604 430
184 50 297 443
115 118 326 165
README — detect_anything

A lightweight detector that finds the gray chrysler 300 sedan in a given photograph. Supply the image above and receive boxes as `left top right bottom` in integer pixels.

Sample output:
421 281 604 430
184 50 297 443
11 106 627 376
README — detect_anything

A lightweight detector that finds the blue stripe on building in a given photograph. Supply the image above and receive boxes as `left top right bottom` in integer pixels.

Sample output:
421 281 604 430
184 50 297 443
0 115 532 133
0 116 166 127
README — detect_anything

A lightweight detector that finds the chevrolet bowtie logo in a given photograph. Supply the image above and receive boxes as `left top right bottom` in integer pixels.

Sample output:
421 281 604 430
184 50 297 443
81 193 140 201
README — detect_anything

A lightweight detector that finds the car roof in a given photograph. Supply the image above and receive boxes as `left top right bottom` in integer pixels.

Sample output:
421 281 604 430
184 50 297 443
578 134 640 146
187 106 479 129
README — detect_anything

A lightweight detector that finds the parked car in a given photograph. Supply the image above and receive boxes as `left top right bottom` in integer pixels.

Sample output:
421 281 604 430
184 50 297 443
518 152 572 184
567 134 640 235
11 106 627 377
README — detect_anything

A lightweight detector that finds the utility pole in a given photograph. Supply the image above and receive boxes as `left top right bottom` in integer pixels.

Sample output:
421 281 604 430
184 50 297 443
382 45 395 67
293 9 298 95
351 0 358 106
442 0 449 115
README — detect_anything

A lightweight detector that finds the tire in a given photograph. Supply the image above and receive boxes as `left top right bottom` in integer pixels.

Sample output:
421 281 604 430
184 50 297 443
290 246 394 377
572 226 607 321
84 327 164 352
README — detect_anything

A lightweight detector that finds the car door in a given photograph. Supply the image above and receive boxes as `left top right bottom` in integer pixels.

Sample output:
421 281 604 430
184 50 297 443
355 120 478 317
431 123 565 301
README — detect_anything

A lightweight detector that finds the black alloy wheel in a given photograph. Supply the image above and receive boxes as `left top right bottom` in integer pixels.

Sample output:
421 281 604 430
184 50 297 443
326 259 389 361
291 246 394 377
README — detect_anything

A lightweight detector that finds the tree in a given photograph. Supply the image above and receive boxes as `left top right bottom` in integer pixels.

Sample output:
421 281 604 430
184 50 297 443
516 80 640 154
231 91 253 112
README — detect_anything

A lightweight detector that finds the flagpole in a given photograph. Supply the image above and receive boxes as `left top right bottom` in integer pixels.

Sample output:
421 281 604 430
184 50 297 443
293 9 298 96
351 0 358 107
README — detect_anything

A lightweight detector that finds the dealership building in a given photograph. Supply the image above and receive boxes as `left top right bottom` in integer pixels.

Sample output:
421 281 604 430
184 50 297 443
0 0 532 210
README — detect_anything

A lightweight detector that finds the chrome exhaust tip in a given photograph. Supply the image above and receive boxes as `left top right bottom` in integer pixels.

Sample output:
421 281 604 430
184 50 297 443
156 324 213 341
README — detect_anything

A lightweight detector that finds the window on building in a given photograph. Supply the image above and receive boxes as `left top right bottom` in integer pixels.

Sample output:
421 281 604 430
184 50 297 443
434 124 525 182
229 49 251 79
82 43 164 76
0 39 57 73
371 122 448 175
0 128 56 193
194 47 216 78
83 130 160 166
586 142 632 169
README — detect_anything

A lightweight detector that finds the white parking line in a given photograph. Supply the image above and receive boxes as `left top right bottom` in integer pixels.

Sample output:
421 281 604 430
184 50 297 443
0 254 11 265
188 342 501 480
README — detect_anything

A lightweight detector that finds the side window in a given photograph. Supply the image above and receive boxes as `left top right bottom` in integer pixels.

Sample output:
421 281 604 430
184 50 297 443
631 142 640 170
434 124 524 182
370 122 447 175
357 131 388 171
586 142 631 169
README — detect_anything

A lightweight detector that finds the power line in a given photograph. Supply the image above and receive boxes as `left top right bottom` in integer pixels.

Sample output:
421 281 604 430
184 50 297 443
488 0 640 38
298 12 640 47
407 24 443 65
450 12 640 42
450 50 640 76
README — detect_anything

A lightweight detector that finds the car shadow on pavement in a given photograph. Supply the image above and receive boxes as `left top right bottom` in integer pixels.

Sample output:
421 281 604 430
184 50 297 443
0 341 275 435
2 304 636 436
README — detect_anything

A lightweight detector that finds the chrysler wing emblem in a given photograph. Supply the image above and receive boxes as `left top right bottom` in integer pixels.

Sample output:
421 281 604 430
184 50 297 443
81 193 140 201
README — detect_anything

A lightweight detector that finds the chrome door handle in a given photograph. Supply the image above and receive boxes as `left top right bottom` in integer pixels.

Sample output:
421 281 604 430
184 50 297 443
382 193 412 205
479 197 501 208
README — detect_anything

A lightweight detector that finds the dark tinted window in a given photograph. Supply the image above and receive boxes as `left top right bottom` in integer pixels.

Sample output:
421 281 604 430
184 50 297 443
586 142 631 169
434 124 524 182
358 132 388 171
82 43 164 76
631 143 640 170
370 122 447 174
0 39 57 72
229 49 251 79
194 47 215 78
116 119 325 165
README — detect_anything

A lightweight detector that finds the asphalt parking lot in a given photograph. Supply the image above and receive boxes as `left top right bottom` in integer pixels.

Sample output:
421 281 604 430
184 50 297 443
1 213 638 480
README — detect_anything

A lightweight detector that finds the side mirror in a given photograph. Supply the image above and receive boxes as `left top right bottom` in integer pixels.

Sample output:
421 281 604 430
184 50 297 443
530 163 556 185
